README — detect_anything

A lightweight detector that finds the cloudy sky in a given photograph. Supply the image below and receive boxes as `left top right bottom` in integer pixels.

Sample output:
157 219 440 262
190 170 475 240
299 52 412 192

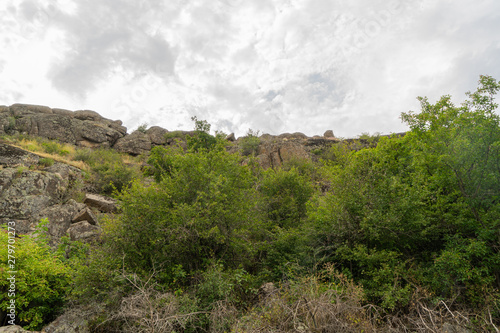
1 0 499 138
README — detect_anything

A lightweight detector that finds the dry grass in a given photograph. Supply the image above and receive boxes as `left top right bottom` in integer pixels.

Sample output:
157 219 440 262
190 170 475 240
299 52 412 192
232 266 378 333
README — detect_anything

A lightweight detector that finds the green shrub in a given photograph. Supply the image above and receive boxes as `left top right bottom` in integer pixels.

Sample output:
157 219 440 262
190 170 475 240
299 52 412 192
0 224 72 330
73 148 142 195
136 123 148 133
38 157 54 167
239 129 261 156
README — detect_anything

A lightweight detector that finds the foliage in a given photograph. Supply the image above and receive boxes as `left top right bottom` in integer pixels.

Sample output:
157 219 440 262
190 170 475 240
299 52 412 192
0 224 72 330
108 143 260 278
239 129 261 156
38 157 55 167
136 123 148 133
74 147 142 194
186 116 220 152
308 75 500 310
22 76 500 330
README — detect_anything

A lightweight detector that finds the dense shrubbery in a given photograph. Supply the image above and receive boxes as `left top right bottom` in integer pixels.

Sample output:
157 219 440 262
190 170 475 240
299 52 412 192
0 222 73 330
3 76 500 331
74 147 142 194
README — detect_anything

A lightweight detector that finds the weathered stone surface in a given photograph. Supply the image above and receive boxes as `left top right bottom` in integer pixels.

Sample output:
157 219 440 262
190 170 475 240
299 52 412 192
0 143 40 167
146 126 169 145
84 193 118 213
52 108 74 116
256 140 310 169
73 110 102 121
0 325 32 333
38 200 86 240
1 104 126 148
10 103 52 115
0 168 67 220
43 163 80 180
0 218 32 234
67 220 101 241
113 130 152 155
72 207 98 225
42 309 90 333
226 133 236 141
324 130 334 138
278 132 308 140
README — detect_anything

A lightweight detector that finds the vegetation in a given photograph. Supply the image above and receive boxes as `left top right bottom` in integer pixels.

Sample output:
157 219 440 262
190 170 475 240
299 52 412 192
2 75 500 331
0 221 72 330
239 129 261 156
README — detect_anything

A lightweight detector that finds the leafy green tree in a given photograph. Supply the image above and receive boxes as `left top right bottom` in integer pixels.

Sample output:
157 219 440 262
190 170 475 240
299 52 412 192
308 75 500 309
108 140 262 281
187 116 219 152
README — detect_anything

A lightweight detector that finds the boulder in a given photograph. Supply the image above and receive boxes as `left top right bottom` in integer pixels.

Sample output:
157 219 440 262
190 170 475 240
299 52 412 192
278 132 308 140
226 133 236 141
84 193 118 213
73 110 102 121
42 309 90 333
0 326 31 333
72 207 98 225
324 130 335 138
0 168 67 220
10 103 53 115
2 104 126 148
67 220 101 242
113 130 152 155
38 200 86 240
146 126 169 145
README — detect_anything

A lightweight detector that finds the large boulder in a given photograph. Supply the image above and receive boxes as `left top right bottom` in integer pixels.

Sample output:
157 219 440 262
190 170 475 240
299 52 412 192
0 168 67 221
113 130 152 155
67 221 101 242
84 193 118 213
146 126 169 145
38 200 86 240
42 309 90 333
0 104 126 148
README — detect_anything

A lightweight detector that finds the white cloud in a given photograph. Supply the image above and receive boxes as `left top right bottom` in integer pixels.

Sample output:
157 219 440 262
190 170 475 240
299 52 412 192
1 0 499 137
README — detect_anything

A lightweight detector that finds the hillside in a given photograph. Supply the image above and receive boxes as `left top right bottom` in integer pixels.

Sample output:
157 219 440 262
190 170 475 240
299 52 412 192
1 76 500 332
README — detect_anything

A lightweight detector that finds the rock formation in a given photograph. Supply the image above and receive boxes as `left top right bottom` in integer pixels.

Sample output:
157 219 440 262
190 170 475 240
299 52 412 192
0 103 126 148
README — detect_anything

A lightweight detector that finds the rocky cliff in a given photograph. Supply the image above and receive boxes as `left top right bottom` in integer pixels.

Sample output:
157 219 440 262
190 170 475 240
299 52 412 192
0 103 347 165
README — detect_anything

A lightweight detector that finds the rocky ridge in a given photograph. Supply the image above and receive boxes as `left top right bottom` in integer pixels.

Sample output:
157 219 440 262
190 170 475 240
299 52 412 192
0 103 345 166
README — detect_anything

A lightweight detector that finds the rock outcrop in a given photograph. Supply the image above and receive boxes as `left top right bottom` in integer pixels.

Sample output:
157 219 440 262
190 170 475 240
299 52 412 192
0 103 126 148
0 143 103 243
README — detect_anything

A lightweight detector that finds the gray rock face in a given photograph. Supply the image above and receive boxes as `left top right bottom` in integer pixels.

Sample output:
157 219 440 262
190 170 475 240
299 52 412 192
0 326 31 333
0 104 126 148
0 143 40 167
84 193 118 213
0 167 67 220
67 220 101 241
146 126 169 145
113 130 152 155
42 310 90 333
324 130 335 138
72 207 98 225
38 200 86 240
256 140 310 169
0 148 96 242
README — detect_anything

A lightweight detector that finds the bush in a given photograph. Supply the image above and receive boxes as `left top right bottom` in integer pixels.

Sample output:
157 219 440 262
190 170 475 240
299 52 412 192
0 224 72 330
239 129 261 156
73 148 142 195
38 157 54 167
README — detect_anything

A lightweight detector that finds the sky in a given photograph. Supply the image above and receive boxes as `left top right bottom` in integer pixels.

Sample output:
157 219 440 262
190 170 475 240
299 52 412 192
1 0 500 138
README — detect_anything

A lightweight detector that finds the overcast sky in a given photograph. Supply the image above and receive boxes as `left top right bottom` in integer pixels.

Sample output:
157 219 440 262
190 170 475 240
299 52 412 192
1 0 499 138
